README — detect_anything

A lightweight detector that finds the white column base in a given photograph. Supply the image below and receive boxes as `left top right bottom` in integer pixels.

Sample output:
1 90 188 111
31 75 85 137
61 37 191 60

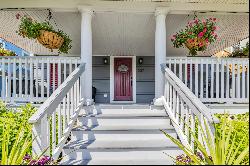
153 97 164 106
85 98 94 106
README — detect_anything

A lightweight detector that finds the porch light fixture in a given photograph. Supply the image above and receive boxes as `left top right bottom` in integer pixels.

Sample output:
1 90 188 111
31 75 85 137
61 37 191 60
138 58 143 65
103 57 109 65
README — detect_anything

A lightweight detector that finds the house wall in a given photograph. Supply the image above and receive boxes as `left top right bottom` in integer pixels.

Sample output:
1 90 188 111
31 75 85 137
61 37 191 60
92 56 155 103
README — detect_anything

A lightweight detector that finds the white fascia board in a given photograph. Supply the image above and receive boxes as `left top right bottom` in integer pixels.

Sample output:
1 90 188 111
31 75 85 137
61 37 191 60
0 0 248 13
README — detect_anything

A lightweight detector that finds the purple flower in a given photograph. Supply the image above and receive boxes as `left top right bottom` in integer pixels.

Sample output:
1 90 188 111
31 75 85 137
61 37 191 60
196 152 204 160
23 154 32 161
29 160 37 165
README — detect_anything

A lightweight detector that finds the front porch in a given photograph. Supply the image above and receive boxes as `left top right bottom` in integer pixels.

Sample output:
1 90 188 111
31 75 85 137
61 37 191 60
0 0 249 165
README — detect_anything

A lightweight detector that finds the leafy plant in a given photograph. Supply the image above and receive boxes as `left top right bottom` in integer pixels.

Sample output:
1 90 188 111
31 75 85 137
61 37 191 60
16 14 72 54
171 17 218 56
0 101 37 158
0 124 32 165
229 42 249 58
162 114 249 165
0 48 16 56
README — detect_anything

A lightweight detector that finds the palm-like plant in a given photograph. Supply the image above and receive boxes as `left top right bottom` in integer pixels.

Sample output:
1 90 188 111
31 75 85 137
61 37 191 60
0 124 32 165
162 115 249 165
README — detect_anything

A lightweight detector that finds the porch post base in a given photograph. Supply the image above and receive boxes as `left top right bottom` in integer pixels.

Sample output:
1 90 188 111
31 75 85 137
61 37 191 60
153 97 163 106
84 99 94 106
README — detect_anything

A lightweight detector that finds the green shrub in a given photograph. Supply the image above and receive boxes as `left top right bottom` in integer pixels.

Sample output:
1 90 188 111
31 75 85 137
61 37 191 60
162 113 249 165
215 113 249 164
0 101 37 159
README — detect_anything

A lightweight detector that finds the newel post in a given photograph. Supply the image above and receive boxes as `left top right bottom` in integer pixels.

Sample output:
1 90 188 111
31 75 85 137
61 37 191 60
31 115 50 157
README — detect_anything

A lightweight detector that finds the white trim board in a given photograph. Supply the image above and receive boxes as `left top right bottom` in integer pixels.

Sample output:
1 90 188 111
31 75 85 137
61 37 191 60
110 56 136 104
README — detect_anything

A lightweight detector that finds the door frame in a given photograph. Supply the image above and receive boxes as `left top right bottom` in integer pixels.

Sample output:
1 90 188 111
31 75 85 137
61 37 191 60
110 56 136 103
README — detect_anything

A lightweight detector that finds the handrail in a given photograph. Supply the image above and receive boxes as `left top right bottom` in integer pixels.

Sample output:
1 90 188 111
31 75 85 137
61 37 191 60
29 63 85 123
165 57 249 104
29 63 86 159
161 63 219 152
161 64 219 123
0 56 81 103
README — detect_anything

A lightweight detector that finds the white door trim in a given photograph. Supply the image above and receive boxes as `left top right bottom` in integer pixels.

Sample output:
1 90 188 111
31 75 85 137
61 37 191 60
110 56 136 104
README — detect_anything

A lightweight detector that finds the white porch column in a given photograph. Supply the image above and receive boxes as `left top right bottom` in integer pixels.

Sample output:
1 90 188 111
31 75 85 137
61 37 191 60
79 7 94 105
154 7 170 103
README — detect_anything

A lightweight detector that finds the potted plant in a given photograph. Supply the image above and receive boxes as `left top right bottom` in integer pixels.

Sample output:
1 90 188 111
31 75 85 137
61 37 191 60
16 14 72 54
171 17 218 56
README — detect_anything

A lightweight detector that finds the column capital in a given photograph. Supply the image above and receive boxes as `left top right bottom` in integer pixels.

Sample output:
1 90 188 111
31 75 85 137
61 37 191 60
155 7 171 16
78 6 94 16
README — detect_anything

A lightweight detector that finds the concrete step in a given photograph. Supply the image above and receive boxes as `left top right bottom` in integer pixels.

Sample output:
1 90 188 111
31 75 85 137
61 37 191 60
71 129 176 141
75 117 173 130
79 105 167 117
64 137 177 150
61 148 182 162
60 157 177 165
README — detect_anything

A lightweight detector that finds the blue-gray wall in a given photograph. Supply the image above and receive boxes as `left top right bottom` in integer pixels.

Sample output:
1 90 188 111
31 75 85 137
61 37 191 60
92 56 155 103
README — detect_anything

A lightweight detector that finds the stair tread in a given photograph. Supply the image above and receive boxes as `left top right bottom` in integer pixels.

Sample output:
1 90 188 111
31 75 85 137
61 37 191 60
61 148 182 164
64 136 178 149
60 158 176 165
73 124 174 131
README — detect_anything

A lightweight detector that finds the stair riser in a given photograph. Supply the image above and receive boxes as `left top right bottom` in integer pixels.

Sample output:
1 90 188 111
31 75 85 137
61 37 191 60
77 117 172 129
62 149 182 160
79 109 167 117
71 131 177 142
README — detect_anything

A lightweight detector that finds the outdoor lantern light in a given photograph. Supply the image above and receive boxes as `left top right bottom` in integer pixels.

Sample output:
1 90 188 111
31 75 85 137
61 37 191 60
138 58 143 65
103 57 109 65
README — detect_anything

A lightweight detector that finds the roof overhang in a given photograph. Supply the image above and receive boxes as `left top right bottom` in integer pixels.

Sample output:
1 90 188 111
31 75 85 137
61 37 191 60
0 0 249 13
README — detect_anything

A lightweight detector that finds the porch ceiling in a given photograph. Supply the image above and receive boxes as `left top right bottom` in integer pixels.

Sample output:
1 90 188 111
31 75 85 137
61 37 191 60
0 10 249 56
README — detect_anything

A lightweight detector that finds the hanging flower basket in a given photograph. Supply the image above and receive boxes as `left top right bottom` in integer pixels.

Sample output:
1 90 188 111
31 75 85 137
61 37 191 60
37 30 64 50
171 17 218 56
16 14 72 54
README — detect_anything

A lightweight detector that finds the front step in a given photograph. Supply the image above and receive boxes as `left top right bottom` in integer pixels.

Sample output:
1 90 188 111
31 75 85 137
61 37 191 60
76 117 173 130
62 104 180 165
70 129 176 141
61 148 182 165
79 105 166 117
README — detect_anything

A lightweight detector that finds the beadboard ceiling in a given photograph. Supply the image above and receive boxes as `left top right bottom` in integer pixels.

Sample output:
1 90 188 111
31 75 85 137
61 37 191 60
0 10 249 56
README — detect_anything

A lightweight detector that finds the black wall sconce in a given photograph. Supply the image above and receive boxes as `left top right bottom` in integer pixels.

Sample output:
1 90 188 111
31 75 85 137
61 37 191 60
103 57 109 65
138 58 143 65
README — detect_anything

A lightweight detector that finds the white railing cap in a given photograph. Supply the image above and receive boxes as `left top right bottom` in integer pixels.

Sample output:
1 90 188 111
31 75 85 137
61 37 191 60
28 63 85 124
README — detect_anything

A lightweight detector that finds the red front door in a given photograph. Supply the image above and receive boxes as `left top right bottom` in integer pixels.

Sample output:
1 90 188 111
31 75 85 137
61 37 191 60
114 58 133 101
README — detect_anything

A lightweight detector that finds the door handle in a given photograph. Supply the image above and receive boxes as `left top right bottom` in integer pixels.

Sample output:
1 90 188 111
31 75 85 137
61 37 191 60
131 77 133 86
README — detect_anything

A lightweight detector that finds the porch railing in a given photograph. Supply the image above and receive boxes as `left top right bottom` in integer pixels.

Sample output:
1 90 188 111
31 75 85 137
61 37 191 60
166 57 249 104
28 63 85 160
0 56 80 103
161 64 219 152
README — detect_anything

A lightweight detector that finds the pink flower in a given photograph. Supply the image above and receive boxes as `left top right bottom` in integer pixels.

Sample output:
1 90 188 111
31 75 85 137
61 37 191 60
203 28 207 33
205 38 209 43
213 18 217 21
199 42 204 47
214 34 218 38
194 19 199 24
212 26 217 30
198 32 204 38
